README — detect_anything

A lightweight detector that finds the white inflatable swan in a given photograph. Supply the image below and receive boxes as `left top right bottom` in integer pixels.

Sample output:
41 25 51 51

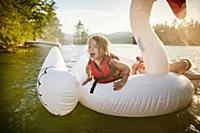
37 0 195 117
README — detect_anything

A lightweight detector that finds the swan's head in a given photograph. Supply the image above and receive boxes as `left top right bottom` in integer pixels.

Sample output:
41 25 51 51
167 0 186 19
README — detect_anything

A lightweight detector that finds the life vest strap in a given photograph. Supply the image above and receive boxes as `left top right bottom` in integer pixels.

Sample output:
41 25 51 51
90 80 98 94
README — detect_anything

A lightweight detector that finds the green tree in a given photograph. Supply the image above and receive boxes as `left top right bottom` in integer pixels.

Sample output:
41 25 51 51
37 1 64 42
0 0 64 52
73 20 89 44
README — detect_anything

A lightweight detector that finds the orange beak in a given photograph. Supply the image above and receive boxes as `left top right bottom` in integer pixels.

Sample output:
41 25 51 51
167 0 186 19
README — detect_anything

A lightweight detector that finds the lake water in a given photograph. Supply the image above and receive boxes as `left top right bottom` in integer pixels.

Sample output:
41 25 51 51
0 44 200 133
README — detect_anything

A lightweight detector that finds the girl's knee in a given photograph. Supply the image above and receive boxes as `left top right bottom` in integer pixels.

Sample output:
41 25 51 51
181 59 192 71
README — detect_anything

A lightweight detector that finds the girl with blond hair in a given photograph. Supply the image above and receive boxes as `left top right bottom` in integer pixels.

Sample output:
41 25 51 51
82 35 130 91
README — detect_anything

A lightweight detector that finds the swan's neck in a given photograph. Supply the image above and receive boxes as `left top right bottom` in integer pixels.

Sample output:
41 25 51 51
130 0 169 74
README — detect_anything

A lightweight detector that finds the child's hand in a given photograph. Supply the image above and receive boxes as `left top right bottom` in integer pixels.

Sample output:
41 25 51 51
81 78 91 86
81 80 88 86
113 81 124 90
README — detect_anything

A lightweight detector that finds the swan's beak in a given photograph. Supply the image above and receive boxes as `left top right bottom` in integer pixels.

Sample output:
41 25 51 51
167 0 186 19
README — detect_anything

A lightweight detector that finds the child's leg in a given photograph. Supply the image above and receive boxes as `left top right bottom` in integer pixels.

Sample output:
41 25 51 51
169 59 191 74
170 59 200 80
182 73 200 80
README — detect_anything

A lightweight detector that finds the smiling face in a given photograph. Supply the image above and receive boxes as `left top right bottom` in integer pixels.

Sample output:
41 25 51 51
88 39 100 61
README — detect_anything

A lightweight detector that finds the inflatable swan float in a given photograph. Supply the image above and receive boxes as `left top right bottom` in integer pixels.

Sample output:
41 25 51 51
37 0 196 117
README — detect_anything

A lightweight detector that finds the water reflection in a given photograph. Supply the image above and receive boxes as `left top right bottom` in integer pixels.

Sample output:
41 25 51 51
0 45 200 133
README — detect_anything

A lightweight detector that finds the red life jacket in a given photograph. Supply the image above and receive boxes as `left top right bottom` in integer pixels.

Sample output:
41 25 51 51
88 56 120 83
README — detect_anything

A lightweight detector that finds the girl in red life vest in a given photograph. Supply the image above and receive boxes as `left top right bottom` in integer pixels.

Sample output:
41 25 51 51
81 35 130 90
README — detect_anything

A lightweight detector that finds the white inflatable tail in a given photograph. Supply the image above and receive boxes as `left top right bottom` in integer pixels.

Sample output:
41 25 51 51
37 47 80 116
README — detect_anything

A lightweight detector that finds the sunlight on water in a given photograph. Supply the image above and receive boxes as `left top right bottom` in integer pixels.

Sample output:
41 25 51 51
0 45 200 133
62 44 200 116
197 116 200 121
193 95 200 103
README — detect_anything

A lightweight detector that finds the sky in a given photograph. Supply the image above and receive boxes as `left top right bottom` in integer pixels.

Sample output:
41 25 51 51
55 0 200 34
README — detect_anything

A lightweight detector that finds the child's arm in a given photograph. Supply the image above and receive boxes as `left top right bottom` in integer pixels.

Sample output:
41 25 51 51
81 65 92 86
81 77 92 85
111 59 130 90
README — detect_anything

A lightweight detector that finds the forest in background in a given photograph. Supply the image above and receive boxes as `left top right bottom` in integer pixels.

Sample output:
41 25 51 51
0 0 64 52
154 19 200 46
0 0 200 53
68 19 200 46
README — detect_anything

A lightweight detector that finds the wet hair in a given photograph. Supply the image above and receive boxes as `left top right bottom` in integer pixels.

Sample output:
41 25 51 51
86 35 110 59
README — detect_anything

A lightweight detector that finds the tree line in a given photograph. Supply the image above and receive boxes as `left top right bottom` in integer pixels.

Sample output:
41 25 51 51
153 19 200 46
0 0 64 52
73 19 200 45
1 1 199 53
